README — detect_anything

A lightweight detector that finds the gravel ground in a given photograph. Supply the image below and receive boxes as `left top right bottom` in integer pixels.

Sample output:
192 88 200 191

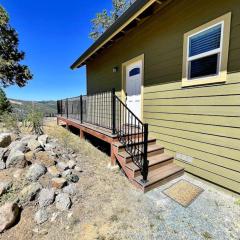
1 121 239 240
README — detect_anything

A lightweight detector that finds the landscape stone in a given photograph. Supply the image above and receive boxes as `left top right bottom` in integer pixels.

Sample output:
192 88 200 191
0 160 5 170
44 142 57 151
38 188 55 208
74 166 82 172
20 135 37 144
25 151 34 162
62 169 72 178
6 150 26 168
57 161 69 171
67 174 79 183
35 151 55 167
19 182 42 203
51 178 67 189
38 135 48 146
55 193 71 211
68 160 76 169
34 209 48 224
0 133 11 148
28 139 42 151
47 166 61 177
9 141 27 153
0 147 8 160
0 202 20 233
63 184 78 196
26 163 47 181
0 181 12 197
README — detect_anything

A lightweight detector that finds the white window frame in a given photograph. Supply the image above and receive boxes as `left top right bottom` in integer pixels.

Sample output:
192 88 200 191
182 13 231 87
186 21 224 81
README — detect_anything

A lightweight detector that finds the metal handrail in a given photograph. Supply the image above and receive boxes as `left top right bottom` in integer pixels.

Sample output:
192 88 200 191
57 88 149 182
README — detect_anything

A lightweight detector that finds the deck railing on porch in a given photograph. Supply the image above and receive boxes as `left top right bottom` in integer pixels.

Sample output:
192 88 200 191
57 89 149 182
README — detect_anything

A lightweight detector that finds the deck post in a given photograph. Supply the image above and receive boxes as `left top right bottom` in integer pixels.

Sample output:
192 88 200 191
142 123 149 183
80 95 83 123
66 98 69 119
61 100 63 116
112 88 116 135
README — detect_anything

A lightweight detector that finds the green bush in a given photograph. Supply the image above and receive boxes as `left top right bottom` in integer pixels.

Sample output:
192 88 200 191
25 106 44 135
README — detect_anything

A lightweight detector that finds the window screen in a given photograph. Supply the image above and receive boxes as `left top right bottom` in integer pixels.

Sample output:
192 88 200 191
188 23 222 80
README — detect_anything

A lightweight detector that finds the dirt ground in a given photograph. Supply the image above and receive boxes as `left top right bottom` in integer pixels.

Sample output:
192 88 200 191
0 120 239 240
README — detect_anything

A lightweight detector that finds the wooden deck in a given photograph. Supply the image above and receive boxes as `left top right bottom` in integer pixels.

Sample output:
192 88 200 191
57 116 184 192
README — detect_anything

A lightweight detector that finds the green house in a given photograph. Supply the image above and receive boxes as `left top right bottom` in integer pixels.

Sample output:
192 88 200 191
68 0 240 193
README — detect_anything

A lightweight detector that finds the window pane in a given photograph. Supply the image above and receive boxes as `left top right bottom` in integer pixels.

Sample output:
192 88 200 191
189 54 219 79
189 24 222 57
129 67 140 77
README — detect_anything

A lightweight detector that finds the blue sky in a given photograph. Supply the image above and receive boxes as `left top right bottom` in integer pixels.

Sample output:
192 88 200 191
1 0 112 101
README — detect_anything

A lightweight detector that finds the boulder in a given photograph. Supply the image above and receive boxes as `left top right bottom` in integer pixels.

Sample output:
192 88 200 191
0 181 12 197
55 193 71 211
47 166 61 177
35 152 55 167
57 161 69 171
38 188 55 208
19 182 42 203
38 135 48 146
6 150 26 169
44 142 57 151
27 139 42 151
0 160 5 170
0 202 20 233
0 147 8 160
68 160 76 169
34 209 48 224
0 133 11 148
26 163 47 181
20 135 37 144
51 178 67 189
63 184 78 196
8 141 27 153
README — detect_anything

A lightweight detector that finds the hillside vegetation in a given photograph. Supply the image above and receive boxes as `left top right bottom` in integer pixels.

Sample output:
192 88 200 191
9 99 57 116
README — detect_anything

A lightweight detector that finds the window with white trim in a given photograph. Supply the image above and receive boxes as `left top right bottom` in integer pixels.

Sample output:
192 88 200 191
187 23 223 80
182 13 231 87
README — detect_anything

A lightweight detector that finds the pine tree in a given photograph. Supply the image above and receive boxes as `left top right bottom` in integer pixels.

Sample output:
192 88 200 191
0 87 12 115
89 0 135 41
0 5 33 87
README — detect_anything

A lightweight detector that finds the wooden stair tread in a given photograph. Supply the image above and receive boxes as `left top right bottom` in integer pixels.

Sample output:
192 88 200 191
126 153 173 171
118 144 164 159
134 163 184 187
113 138 156 148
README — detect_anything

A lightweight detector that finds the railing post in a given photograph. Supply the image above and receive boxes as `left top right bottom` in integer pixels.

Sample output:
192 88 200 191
80 95 83 123
112 88 116 135
66 98 69 119
142 123 149 183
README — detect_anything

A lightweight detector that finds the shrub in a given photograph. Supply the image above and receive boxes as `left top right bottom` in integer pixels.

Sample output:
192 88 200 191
25 106 44 135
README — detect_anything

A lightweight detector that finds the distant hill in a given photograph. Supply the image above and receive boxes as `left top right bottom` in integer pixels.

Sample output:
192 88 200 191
9 99 57 117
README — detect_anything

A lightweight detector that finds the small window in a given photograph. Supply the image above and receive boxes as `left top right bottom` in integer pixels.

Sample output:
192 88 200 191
188 23 222 80
182 13 231 87
129 67 140 77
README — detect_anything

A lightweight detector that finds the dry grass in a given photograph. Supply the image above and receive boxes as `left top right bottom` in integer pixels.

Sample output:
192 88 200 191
43 120 110 162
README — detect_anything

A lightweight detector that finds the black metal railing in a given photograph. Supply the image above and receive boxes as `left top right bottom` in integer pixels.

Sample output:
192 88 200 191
57 89 149 182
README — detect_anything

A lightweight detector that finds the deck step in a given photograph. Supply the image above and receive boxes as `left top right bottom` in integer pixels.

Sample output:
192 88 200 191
125 153 174 177
114 138 156 152
134 163 184 193
118 144 164 162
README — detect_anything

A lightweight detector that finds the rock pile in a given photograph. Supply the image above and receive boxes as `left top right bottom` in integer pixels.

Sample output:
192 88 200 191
0 132 81 233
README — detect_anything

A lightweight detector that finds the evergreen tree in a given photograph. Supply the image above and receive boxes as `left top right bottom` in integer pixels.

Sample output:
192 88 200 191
0 87 12 115
89 0 135 41
0 5 33 87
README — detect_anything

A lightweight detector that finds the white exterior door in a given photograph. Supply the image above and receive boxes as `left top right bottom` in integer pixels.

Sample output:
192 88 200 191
126 60 142 119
